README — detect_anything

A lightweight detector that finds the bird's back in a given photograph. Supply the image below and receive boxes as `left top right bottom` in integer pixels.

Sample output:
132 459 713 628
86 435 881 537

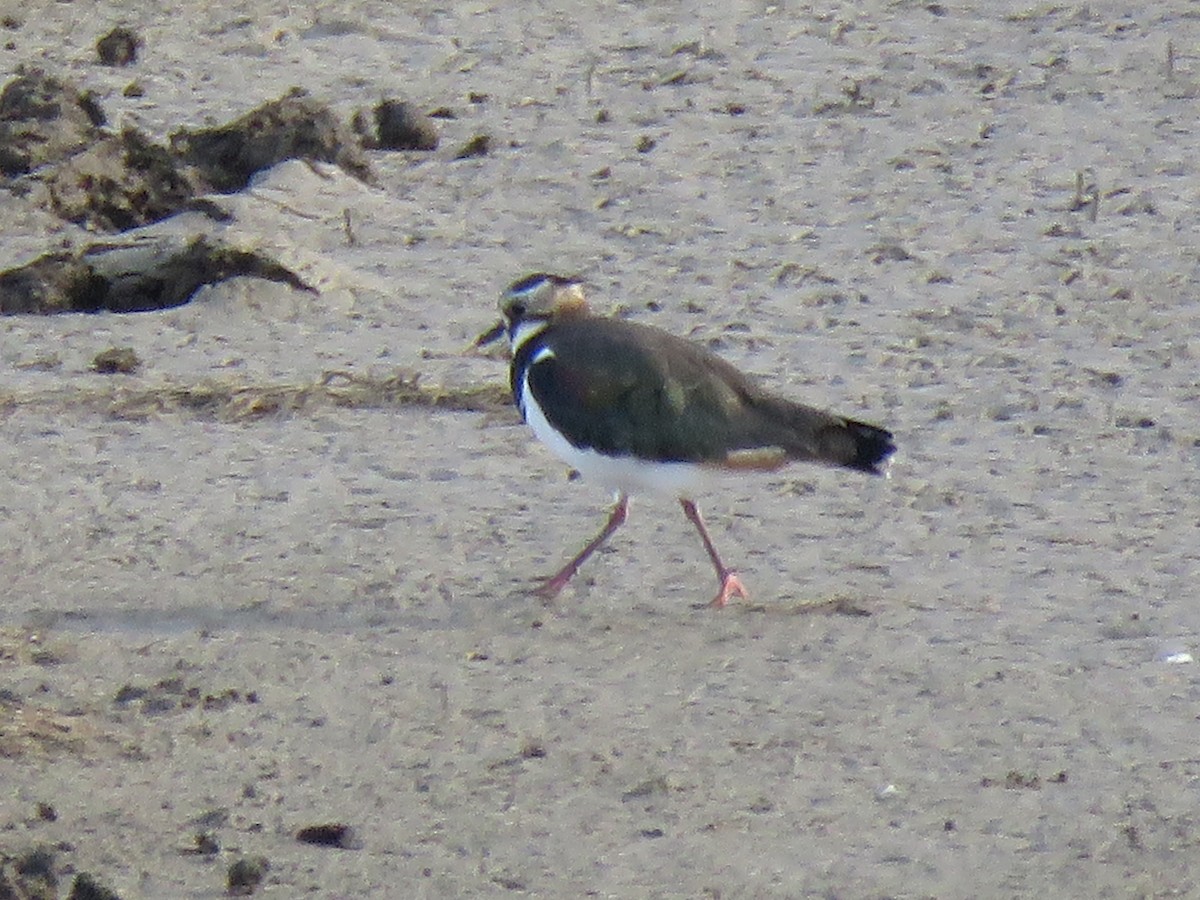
520 316 895 474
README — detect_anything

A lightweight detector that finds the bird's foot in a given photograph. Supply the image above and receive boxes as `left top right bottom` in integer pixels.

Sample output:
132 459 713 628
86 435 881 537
532 494 629 603
532 570 575 601
709 571 749 608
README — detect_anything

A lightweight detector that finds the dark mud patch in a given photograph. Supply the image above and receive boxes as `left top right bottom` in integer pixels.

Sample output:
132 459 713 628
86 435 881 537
95 26 142 67
112 675 258 717
0 235 313 314
2 71 375 232
170 87 374 193
353 98 439 151
0 67 105 177
227 856 270 895
0 847 123 900
42 127 200 231
294 823 362 849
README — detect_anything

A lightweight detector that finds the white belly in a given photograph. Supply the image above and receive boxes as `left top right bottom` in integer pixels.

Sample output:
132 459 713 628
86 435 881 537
519 373 704 497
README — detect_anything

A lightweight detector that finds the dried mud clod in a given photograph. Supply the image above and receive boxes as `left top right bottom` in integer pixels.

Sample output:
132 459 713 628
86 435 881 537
227 856 270 896
295 823 361 849
171 87 375 192
0 846 57 900
68 872 124 900
0 849 120 897
96 26 142 67
182 832 221 857
453 133 490 159
112 675 258 717
0 234 313 315
354 99 439 151
43 127 200 232
92 347 140 374
2 71 376 233
0 849 120 899
0 67 105 177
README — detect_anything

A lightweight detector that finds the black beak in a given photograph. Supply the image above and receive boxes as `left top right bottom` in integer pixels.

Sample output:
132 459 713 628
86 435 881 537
474 320 506 347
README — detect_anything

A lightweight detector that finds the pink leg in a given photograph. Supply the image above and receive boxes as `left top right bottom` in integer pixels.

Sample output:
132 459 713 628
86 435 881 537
534 494 629 599
680 499 748 608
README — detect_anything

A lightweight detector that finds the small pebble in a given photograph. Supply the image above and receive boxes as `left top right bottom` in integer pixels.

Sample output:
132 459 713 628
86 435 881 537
875 783 899 800
1157 648 1194 665
295 823 362 849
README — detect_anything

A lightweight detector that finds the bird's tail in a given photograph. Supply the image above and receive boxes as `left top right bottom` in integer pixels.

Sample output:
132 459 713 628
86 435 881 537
752 395 896 475
825 417 895 475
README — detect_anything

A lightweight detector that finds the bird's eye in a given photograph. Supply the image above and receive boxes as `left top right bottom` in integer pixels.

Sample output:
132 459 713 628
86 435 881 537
509 301 527 318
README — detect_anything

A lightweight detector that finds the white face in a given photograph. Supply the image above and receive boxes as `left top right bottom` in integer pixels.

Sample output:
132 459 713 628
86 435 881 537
509 317 550 354
502 276 560 351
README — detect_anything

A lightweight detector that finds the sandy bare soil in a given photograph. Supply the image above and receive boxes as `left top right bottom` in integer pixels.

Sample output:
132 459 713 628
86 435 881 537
2 1 1199 897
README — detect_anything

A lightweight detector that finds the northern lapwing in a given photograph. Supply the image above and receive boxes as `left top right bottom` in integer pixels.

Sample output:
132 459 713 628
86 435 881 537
475 273 896 607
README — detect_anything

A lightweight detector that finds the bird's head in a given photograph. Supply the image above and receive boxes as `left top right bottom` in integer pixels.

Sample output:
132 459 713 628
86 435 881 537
474 273 588 350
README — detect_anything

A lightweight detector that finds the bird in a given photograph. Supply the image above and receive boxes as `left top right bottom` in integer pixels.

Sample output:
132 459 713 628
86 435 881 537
475 273 896 607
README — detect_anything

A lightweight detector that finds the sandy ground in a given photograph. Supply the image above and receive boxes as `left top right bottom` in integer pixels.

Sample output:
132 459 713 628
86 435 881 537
2 0 1200 896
